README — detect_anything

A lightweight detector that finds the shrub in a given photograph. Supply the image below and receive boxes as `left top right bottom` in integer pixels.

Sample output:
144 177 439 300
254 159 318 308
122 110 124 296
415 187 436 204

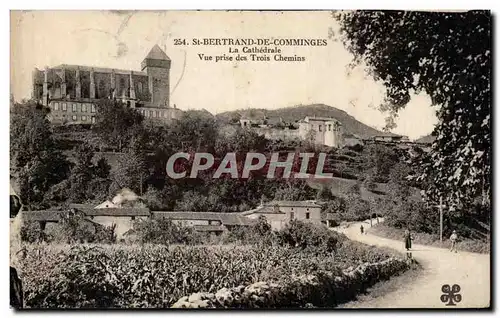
275 221 341 253
20 221 44 243
21 211 117 244
133 218 203 245
225 216 274 245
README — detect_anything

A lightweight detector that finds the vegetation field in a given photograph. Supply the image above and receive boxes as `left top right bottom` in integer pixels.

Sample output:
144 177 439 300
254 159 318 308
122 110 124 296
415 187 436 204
16 221 408 309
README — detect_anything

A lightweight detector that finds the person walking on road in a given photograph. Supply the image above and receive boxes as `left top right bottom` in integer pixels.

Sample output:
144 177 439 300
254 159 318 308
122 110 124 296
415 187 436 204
450 230 458 253
404 229 413 251
360 224 364 235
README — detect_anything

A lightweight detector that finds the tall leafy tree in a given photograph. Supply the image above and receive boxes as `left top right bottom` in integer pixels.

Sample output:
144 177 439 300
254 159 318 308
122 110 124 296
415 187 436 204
68 143 95 202
111 135 150 196
336 10 491 209
10 101 71 209
93 99 144 152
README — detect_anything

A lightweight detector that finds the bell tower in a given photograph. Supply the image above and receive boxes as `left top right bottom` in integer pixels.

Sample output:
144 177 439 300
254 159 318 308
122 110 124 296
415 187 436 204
141 45 171 108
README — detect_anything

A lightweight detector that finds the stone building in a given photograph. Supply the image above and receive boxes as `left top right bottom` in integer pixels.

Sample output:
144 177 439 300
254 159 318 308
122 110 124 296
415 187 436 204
242 200 322 230
298 116 343 148
240 115 344 148
151 211 257 235
31 45 182 125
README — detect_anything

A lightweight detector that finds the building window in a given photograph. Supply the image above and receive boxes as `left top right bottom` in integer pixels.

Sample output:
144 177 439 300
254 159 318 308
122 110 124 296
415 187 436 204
306 213 310 220
91 116 96 124
72 115 77 121
319 125 322 132
82 104 87 112
98 80 106 98
82 115 87 121
72 104 77 112
156 111 159 118
62 103 67 111
120 78 126 96
131 216 136 221
138 82 143 94
328 124 331 131
91 104 96 113
290 212 294 221
54 102 59 111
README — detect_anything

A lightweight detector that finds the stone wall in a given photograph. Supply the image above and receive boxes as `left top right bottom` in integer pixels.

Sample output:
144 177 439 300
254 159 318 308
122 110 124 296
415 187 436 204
172 257 410 308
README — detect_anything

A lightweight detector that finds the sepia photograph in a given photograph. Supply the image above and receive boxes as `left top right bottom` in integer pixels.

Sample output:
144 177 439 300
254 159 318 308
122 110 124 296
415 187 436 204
9 9 491 309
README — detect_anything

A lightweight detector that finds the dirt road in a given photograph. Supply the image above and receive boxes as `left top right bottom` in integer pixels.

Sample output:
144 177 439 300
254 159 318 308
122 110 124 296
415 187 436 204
335 220 491 308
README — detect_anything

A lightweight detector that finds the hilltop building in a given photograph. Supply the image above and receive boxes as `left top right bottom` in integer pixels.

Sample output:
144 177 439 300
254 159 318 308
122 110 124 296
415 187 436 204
240 115 344 148
31 45 182 125
298 116 343 148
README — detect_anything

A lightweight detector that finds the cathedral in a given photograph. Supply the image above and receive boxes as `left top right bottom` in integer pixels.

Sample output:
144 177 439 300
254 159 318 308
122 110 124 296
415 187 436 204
31 45 182 125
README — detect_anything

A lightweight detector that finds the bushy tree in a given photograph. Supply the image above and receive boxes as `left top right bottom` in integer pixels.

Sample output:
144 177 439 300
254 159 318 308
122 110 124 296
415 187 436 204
274 180 316 201
10 101 71 209
336 10 491 210
316 185 335 201
68 143 95 202
112 136 150 196
169 110 219 152
93 99 144 152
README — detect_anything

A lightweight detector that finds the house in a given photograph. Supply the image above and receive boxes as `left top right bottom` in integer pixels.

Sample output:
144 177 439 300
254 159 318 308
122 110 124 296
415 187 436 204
298 116 343 148
371 134 408 143
95 200 118 209
77 207 150 238
343 133 363 147
151 211 257 235
242 200 322 230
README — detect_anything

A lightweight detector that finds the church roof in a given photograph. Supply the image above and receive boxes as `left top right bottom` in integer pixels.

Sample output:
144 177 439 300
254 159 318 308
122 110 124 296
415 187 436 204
51 64 147 76
144 45 170 61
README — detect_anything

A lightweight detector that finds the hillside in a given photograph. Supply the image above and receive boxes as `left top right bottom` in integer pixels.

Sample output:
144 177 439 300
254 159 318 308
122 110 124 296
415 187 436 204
415 134 436 144
216 104 399 139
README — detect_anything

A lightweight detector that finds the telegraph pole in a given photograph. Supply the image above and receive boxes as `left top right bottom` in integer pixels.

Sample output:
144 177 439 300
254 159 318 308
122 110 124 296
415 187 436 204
439 197 443 242
434 196 445 242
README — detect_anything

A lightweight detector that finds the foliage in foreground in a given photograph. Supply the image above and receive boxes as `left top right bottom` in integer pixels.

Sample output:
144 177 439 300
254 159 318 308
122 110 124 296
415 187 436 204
18 223 401 308
336 10 491 210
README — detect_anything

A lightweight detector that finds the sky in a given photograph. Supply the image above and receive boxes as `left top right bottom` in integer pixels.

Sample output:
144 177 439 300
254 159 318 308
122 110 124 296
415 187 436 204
10 10 438 140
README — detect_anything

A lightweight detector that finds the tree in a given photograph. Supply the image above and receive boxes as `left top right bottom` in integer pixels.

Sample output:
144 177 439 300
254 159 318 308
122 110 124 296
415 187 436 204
10 101 71 209
142 186 166 210
316 185 335 201
274 180 316 201
170 110 219 152
336 11 491 210
112 144 149 196
68 142 95 202
93 99 144 152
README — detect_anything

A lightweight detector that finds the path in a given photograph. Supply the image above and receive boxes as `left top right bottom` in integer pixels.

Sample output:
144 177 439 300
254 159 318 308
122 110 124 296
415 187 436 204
334 220 490 308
